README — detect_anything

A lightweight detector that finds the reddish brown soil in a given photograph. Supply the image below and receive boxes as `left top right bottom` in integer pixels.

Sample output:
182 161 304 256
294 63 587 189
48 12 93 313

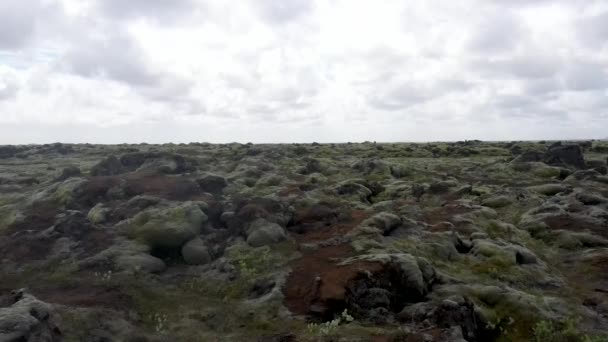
78 229 115 258
278 184 305 198
427 222 456 232
5 200 59 235
294 209 370 243
284 208 378 316
545 214 608 238
1 236 53 261
588 254 608 277
33 284 132 311
78 176 123 206
423 202 472 225
283 243 382 316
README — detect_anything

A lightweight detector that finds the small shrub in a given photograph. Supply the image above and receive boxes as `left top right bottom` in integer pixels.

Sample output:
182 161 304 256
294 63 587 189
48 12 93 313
533 318 608 342
307 309 354 337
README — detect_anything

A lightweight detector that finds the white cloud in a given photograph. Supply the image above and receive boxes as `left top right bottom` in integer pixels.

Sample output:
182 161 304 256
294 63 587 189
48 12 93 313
0 0 607 143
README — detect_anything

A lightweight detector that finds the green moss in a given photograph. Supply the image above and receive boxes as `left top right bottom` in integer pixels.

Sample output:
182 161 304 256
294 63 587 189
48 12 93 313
226 241 296 278
126 280 299 340
533 318 608 342
0 205 17 231
126 202 206 248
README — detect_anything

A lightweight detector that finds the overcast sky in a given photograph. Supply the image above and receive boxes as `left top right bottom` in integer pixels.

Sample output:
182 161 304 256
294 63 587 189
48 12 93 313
0 0 607 144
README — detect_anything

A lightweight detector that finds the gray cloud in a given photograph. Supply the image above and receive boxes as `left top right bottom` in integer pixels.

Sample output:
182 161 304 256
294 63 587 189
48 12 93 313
0 70 18 100
524 77 563 96
577 11 608 47
60 26 201 113
493 97 569 120
468 13 524 53
494 94 538 110
97 0 198 22
253 0 312 24
563 62 608 91
476 54 562 80
64 33 157 86
0 1 42 49
489 0 575 6
368 79 472 111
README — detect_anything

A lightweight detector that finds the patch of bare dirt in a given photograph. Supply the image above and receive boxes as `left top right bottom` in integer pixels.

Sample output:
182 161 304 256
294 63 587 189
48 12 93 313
293 209 370 243
423 202 472 225
33 284 132 311
283 243 382 319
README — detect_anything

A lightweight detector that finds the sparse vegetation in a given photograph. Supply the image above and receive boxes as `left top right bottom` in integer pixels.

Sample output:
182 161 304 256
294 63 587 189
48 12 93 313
0 141 607 341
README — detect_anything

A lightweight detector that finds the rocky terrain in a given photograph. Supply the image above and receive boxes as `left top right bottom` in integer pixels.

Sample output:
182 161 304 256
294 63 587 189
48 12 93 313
0 140 607 341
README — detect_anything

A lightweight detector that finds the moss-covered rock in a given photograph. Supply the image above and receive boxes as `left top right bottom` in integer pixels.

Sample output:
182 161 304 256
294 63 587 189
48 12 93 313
528 162 562 178
87 203 110 224
115 254 166 273
181 238 211 265
125 202 207 248
0 205 18 232
481 196 513 208
528 184 570 196
246 218 287 247
51 177 88 205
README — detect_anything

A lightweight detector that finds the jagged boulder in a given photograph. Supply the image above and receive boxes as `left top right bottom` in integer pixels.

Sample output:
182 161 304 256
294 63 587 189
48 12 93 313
0 289 61 342
197 175 228 194
338 253 438 322
544 144 586 169
399 296 492 341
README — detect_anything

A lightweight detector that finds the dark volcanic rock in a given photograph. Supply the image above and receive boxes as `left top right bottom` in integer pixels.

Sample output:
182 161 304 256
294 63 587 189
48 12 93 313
90 155 125 176
56 166 82 181
432 297 492 341
197 175 228 194
0 146 19 159
226 197 292 235
0 289 62 342
544 144 586 169
91 152 196 176
119 152 148 169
